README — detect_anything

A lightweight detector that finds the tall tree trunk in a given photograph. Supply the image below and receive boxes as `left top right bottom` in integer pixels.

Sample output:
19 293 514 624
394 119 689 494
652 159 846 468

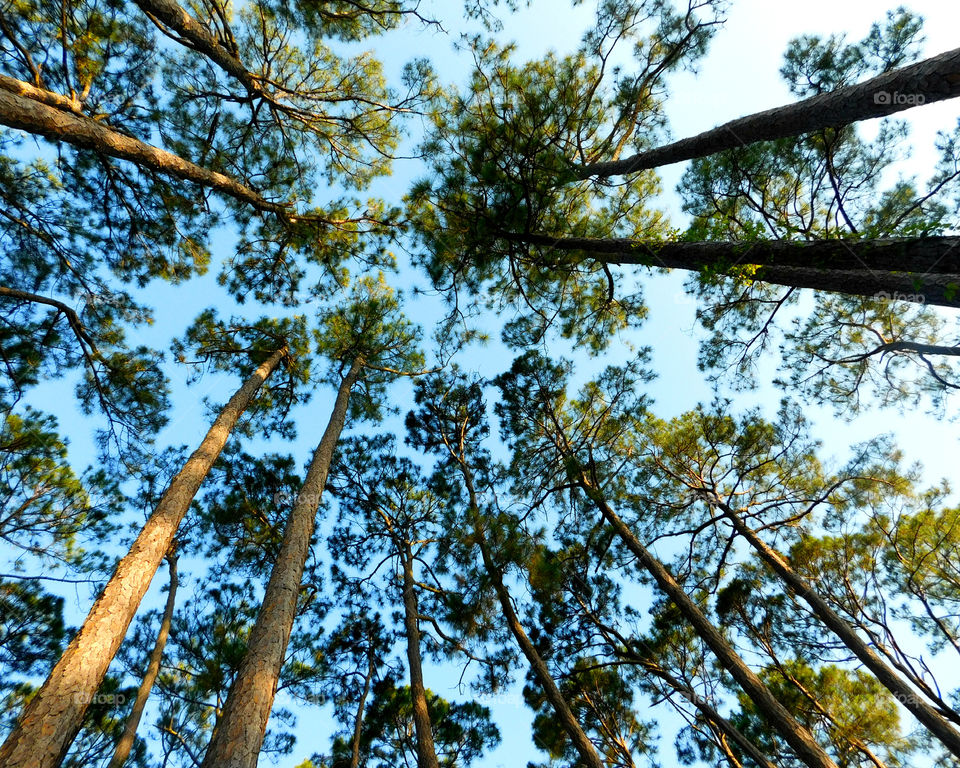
107 548 179 768
459 465 606 768
349 643 377 768
0 349 285 768
571 471 839 768
711 496 960 758
199 359 363 768
504 232 960 309
575 47 960 178
400 544 441 768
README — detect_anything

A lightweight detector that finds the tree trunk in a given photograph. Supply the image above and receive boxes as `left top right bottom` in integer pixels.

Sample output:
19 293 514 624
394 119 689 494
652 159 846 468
459 466 605 768
573 473 839 768
349 644 377 768
0 348 285 768
0 80 290 217
504 232 960 308
576 47 960 178
199 358 362 768
107 548 179 768
713 497 960 759
401 544 441 768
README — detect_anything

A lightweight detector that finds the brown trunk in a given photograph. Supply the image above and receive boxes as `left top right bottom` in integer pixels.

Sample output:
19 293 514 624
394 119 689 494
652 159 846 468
576 47 960 178
504 233 960 309
401 544 441 768
574 474 838 768
713 498 960 759
460 467 605 768
0 349 285 768
349 644 377 768
0 81 289 217
107 548 179 768
199 359 362 768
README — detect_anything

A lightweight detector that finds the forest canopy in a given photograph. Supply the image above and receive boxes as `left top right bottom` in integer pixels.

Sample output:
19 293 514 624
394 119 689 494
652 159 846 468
0 1 959 768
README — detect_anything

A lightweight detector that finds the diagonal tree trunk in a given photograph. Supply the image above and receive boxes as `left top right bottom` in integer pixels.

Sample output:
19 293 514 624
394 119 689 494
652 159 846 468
198 358 363 768
0 81 295 218
709 495 960 759
107 547 179 768
568 466 839 768
349 640 377 768
0 347 286 768
458 463 606 768
576 47 960 178
400 542 441 768
503 232 960 308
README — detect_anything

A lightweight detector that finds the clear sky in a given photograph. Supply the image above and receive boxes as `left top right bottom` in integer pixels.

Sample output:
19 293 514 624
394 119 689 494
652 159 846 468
5 1 960 767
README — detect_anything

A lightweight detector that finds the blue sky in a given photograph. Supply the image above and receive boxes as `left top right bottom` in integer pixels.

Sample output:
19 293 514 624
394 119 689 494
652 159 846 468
5 1 960 766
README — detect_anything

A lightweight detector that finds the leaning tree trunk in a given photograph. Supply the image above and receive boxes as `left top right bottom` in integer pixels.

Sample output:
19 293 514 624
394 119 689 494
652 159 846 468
0 348 286 768
107 548 179 768
0 78 290 217
504 232 960 309
570 470 839 768
349 642 377 768
199 358 363 768
400 542 441 768
459 465 606 768
712 496 960 759
575 46 960 178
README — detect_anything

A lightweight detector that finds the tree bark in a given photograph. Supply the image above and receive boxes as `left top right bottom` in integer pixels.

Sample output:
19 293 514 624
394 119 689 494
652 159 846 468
503 232 960 308
576 47 960 178
401 544 441 768
107 548 179 768
459 465 606 768
573 473 839 768
712 497 960 759
199 358 362 768
0 348 285 768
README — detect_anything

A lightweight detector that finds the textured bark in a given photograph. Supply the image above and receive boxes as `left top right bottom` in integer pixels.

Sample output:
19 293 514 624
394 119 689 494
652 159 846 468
714 498 960 759
577 47 960 178
504 233 960 308
0 349 285 768
107 550 179 768
460 467 605 768
574 475 839 768
0 73 83 113
199 359 362 768
0 84 292 217
401 545 441 768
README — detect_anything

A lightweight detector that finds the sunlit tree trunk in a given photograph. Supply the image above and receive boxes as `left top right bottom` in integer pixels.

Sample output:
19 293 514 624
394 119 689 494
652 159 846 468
199 358 362 768
0 348 285 768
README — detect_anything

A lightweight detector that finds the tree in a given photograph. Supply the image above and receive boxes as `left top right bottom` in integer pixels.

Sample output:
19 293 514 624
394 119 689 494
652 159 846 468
410 4 960 371
0 314 305 768
494 351 841 768
199 276 423 768
408 367 625 768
